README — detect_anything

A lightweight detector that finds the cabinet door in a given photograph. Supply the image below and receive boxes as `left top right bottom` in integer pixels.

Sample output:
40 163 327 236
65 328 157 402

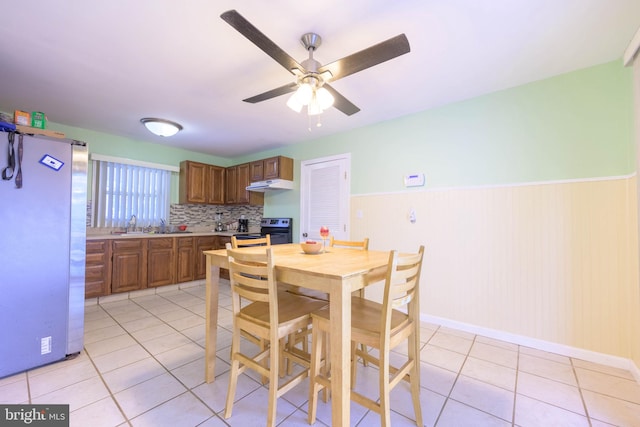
225 166 237 204
236 163 251 204
147 238 175 287
237 163 264 206
180 161 207 204
195 236 217 280
264 156 293 180
207 165 225 204
250 160 264 182
176 237 195 283
263 157 279 179
85 240 111 298
112 239 147 293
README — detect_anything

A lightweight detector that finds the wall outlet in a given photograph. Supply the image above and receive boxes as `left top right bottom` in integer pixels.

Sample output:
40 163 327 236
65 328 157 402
409 208 417 223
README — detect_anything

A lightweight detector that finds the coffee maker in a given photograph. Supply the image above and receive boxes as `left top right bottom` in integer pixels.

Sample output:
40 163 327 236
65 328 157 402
214 212 225 232
238 218 249 232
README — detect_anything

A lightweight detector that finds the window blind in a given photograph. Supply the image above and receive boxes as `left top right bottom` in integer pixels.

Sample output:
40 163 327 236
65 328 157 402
93 160 171 228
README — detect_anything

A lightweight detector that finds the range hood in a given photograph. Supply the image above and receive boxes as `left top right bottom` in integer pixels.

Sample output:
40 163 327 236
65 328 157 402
246 178 294 192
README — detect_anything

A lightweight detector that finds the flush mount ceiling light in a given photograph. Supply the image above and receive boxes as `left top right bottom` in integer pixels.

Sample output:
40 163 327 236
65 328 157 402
140 118 183 137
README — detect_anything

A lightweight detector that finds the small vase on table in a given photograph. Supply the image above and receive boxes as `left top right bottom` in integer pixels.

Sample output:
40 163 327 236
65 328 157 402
320 226 329 253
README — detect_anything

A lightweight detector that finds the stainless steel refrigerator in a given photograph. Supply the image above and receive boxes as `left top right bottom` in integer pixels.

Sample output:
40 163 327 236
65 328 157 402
0 131 87 378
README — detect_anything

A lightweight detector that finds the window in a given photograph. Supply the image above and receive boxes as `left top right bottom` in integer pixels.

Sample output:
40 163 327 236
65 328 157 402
91 155 176 228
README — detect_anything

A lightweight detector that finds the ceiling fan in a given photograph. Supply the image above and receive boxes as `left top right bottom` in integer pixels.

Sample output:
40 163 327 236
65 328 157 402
220 9 410 116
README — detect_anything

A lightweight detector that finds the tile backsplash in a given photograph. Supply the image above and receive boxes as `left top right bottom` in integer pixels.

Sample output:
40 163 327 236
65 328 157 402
169 203 264 231
86 200 264 232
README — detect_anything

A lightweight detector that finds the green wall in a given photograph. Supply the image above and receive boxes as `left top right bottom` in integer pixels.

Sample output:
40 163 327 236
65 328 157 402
249 60 634 191
43 60 634 213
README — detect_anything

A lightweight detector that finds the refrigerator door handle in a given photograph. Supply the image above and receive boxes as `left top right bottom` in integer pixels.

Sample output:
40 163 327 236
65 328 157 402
15 134 23 188
1 132 15 180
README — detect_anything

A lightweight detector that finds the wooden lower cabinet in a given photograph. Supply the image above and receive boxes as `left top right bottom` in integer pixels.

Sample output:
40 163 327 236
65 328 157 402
85 240 111 298
111 239 147 293
176 237 195 283
195 236 217 280
85 234 232 298
147 238 175 287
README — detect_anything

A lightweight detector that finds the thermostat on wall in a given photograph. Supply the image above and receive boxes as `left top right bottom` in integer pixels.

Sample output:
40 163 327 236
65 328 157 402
404 173 425 187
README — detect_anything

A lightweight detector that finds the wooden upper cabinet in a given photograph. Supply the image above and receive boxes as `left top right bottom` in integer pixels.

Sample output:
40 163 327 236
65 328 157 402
207 164 225 204
179 161 225 205
225 166 238 204
250 160 264 182
227 163 264 206
250 156 293 182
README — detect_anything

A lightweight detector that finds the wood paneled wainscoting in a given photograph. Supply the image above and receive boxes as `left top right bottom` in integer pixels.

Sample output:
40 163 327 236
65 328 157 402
351 175 640 375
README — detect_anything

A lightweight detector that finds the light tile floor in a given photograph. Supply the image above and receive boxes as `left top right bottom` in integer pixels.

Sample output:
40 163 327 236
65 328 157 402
2 280 640 426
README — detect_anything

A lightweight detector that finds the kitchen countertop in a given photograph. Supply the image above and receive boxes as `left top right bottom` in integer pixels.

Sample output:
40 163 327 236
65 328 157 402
86 231 256 240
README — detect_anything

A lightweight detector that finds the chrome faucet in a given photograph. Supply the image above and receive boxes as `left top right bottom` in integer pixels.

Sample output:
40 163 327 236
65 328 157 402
128 214 137 232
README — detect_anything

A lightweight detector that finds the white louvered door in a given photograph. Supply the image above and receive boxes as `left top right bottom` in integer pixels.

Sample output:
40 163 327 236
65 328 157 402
299 154 350 242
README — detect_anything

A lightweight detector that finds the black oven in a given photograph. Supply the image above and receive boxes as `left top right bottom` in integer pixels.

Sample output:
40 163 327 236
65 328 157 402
234 217 292 245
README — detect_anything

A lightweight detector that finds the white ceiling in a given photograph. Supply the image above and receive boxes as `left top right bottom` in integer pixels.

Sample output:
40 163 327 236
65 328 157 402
0 1 638 158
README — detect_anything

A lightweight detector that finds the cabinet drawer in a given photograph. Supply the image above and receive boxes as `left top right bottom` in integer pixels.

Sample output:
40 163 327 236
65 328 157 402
87 240 109 253
177 237 194 247
86 252 107 264
113 239 145 252
148 237 174 249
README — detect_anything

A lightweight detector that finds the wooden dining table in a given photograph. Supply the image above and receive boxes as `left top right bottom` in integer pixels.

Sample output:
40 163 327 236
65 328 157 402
203 243 390 426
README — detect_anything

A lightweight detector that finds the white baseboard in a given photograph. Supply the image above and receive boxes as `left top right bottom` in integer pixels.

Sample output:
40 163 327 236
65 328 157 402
421 313 640 384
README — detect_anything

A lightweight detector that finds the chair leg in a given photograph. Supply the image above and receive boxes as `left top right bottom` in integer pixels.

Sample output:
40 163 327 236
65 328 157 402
261 338 269 384
224 330 241 419
321 331 330 403
409 330 423 427
359 343 369 367
280 337 287 378
267 338 280 427
379 355 392 427
410 361 423 427
350 340 358 389
308 321 324 424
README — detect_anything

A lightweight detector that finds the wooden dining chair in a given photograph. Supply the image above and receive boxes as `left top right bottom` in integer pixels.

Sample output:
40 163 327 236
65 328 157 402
224 247 327 427
230 234 271 248
286 237 370 302
329 235 369 250
288 237 372 368
307 246 425 427
228 234 282 381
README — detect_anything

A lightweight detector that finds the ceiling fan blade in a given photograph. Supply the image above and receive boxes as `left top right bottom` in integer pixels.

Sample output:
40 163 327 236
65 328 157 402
221 10 304 75
318 34 410 82
243 82 299 103
323 84 360 116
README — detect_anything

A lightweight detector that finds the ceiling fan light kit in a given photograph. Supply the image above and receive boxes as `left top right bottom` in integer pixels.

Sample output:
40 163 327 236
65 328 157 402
140 118 183 137
220 9 410 122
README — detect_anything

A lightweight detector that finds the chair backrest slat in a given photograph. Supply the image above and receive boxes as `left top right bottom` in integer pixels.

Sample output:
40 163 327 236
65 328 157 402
329 236 369 250
227 247 277 310
231 234 271 248
382 246 425 336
